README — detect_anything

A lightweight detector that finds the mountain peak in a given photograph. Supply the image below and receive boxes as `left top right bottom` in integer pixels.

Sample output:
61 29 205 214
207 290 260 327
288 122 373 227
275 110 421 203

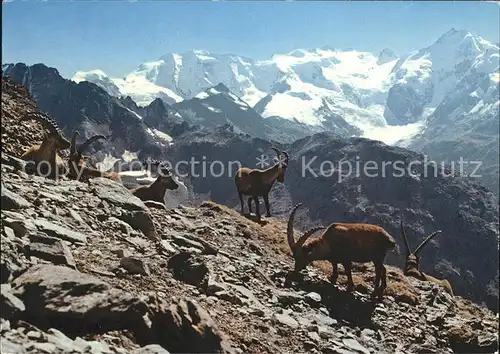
121 95 136 105
423 28 490 61
192 49 210 56
287 49 309 58
212 83 230 93
3 62 64 88
434 28 474 45
147 97 169 113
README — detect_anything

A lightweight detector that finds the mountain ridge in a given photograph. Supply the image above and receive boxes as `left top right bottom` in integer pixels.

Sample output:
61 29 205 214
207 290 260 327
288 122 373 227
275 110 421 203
71 28 498 145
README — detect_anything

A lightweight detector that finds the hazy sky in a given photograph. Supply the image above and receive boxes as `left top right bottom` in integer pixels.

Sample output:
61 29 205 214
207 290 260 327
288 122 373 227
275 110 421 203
2 1 499 78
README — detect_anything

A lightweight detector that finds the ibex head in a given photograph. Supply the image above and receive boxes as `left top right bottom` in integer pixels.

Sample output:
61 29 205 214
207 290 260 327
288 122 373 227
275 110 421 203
271 147 290 183
27 111 71 150
69 131 107 165
143 159 179 190
400 220 442 275
287 203 325 273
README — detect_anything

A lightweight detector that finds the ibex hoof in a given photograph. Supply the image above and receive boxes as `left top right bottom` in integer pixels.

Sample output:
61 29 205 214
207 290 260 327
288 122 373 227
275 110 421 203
371 287 385 300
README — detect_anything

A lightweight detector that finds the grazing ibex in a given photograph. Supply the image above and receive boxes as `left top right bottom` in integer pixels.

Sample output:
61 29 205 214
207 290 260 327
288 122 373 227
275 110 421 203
286 203 397 297
129 160 179 202
68 131 121 183
21 111 71 177
235 147 289 219
400 220 453 295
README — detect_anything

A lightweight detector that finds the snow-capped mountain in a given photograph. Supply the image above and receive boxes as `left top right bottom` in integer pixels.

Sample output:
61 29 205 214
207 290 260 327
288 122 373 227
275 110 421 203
405 41 500 195
169 82 358 143
72 28 499 146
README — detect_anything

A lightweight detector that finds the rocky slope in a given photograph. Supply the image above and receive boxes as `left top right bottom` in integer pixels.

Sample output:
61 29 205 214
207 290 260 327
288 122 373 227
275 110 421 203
160 128 500 312
1 77 48 158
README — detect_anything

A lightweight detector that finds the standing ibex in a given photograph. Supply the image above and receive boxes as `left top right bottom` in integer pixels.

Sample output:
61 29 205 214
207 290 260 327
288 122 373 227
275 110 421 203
234 147 289 219
129 160 179 202
400 220 453 295
68 131 122 183
286 203 397 297
21 111 71 177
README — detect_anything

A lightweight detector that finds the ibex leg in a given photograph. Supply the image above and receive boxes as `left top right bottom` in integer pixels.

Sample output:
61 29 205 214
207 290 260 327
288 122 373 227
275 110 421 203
253 196 261 218
330 261 339 286
263 194 271 217
343 261 354 292
380 264 387 293
373 261 381 290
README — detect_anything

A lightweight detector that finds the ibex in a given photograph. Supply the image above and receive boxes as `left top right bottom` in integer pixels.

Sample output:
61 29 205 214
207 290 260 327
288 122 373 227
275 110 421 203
20 111 71 177
400 220 453 295
68 131 121 183
129 160 179 202
234 147 289 219
286 203 397 297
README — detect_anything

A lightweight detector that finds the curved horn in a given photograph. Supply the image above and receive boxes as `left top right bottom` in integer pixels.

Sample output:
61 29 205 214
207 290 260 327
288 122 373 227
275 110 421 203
414 230 442 256
400 219 412 256
271 147 281 159
77 135 107 156
144 159 161 168
295 226 325 250
287 203 303 251
282 150 290 162
70 131 79 156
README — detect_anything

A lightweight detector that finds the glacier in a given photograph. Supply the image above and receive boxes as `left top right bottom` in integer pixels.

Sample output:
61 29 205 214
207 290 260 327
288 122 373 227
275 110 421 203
71 29 499 146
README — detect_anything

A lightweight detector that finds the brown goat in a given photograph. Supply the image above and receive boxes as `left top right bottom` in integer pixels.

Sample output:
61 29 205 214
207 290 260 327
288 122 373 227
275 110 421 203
400 220 453 295
20 111 70 177
286 203 397 296
234 147 289 219
68 131 121 183
129 160 179 203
